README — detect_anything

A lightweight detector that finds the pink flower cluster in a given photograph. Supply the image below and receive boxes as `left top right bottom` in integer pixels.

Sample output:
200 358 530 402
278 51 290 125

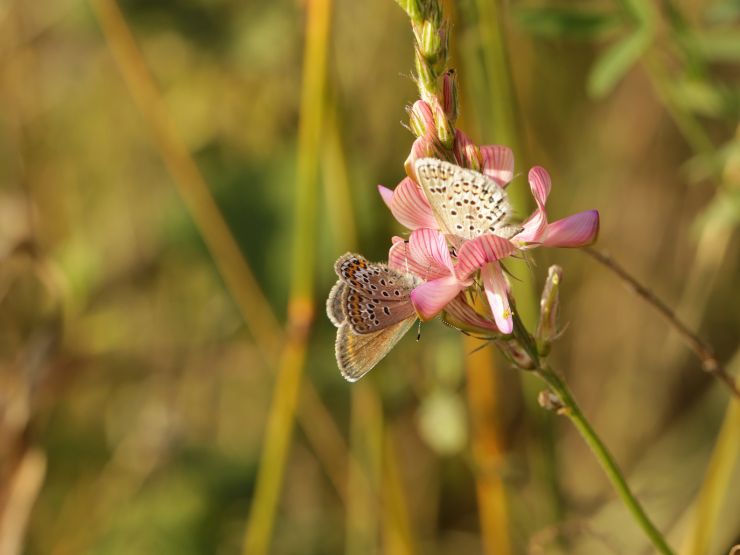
378 119 599 335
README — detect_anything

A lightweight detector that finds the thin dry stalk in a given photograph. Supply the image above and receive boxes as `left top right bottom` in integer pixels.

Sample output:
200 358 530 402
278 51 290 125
583 246 740 399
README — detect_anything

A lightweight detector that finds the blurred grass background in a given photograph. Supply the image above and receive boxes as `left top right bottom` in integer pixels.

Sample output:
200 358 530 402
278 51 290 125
1 0 739 553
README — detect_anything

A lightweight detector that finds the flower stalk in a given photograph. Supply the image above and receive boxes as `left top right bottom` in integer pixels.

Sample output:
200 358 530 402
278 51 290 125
535 364 676 555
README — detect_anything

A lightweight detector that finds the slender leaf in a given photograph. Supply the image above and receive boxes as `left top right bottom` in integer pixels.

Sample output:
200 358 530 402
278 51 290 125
587 30 650 98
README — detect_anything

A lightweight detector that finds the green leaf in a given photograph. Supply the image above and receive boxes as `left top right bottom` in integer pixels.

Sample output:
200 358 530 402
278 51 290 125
515 8 624 41
587 30 650 98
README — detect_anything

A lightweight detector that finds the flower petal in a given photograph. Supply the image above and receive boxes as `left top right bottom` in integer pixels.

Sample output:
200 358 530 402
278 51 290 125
542 210 600 247
443 294 499 332
378 185 394 209
379 178 438 230
480 145 514 187
481 261 512 334
456 234 516 279
528 166 552 207
410 275 462 320
514 166 552 243
388 228 454 280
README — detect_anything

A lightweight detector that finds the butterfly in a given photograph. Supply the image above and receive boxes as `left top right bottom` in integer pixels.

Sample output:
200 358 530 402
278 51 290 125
414 158 519 240
327 253 420 382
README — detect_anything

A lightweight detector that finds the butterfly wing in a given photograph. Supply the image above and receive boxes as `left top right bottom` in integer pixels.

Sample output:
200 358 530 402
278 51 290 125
415 158 512 240
335 253 418 301
335 317 416 382
326 280 346 327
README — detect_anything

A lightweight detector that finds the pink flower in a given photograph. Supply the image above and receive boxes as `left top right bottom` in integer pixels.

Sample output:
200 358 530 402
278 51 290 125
380 143 599 336
388 229 515 330
513 166 600 249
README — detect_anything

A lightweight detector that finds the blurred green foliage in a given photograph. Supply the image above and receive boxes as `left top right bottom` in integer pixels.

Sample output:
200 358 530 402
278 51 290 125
1 0 739 553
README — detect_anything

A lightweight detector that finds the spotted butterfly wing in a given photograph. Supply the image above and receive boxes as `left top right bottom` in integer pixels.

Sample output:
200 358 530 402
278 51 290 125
415 158 514 240
333 253 418 334
327 253 419 381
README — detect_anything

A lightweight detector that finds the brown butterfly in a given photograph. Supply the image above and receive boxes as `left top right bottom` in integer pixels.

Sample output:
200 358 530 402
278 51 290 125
327 253 419 381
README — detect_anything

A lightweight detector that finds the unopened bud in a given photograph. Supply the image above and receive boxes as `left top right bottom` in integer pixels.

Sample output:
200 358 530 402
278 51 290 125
536 265 563 356
454 130 481 171
394 0 422 22
414 47 436 97
442 69 459 123
429 96 454 149
418 19 441 60
538 390 564 412
497 338 536 370
408 99 435 138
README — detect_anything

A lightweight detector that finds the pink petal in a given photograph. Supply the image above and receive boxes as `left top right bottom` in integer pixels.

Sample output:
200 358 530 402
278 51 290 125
515 209 548 244
404 137 434 182
409 228 454 274
528 166 552 208
481 262 512 334
456 234 517 279
514 166 553 243
408 99 435 137
410 275 463 320
444 294 499 332
480 145 514 187
542 210 600 247
378 185 394 209
388 228 454 280
379 178 438 230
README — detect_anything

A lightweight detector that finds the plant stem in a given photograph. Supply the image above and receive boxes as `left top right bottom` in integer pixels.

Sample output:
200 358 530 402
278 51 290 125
535 365 676 555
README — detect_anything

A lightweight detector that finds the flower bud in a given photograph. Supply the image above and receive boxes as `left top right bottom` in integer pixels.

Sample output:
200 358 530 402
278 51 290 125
418 19 441 60
537 390 564 412
394 0 422 22
442 69 458 123
454 130 481 171
536 265 563 356
408 100 435 138
414 47 436 97
496 338 536 370
429 96 454 149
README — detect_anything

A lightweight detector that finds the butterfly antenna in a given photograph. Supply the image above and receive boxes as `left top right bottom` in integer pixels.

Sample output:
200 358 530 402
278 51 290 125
416 319 422 341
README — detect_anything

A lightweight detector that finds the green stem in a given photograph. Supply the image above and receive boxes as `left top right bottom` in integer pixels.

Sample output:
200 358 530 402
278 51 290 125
536 365 676 555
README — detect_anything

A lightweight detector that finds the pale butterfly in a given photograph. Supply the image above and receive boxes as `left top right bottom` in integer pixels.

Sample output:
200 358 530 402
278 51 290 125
414 158 520 240
327 252 420 382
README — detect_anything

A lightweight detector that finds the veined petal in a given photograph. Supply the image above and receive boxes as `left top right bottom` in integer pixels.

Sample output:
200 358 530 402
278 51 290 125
443 294 499 332
378 178 437 230
480 145 514 187
388 228 455 280
528 166 552 208
481 262 513 334
542 210 600 247
514 166 553 244
515 209 548 244
409 228 454 275
410 275 463 320
456 234 517 279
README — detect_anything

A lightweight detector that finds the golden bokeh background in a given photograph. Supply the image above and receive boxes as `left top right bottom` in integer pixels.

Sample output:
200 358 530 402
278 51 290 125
1 0 739 553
